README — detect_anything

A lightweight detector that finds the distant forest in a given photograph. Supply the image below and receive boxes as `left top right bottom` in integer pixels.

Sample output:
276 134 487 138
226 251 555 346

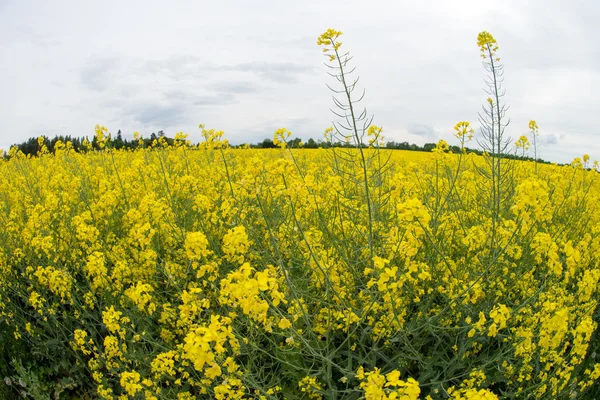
7 130 552 164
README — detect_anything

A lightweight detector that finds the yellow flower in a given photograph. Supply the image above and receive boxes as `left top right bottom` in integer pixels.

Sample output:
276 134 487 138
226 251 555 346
124 282 156 315
185 231 211 260
528 120 538 132
273 128 292 148
317 29 343 61
72 329 91 355
102 306 130 338
96 385 114 399
120 370 142 396
33 266 73 302
317 29 343 47
454 121 474 142
151 350 178 378
104 335 122 360
278 317 292 330
205 363 222 380
298 375 324 399
385 370 401 386
515 135 530 151
222 226 251 264
94 124 110 149
477 31 498 59
29 291 45 313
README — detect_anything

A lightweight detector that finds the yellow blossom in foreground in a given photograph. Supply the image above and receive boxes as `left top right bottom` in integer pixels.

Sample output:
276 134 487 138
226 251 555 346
120 370 142 396
185 231 210 260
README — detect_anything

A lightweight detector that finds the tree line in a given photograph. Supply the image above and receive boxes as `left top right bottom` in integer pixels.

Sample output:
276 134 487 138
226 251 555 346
9 130 173 155
7 131 552 164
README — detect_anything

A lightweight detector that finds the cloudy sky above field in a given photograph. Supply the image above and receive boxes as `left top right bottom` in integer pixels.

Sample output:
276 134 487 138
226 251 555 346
0 0 598 163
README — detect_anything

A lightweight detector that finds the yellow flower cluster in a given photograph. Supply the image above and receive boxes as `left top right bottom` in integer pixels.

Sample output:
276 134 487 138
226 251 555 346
184 231 210 260
367 125 385 147
219 263 285 329
317 28 343 61
94 124 110 149
124 281 156 315
182 315 237 377
102 306 131 339
515 135 530 150
528 119 539 132
199 124 228 150
476 31 499 59
120 370 142 396
32 265 73 302
356 367 421 400
298 375 324 399
222 226 251 264
453 121 474 144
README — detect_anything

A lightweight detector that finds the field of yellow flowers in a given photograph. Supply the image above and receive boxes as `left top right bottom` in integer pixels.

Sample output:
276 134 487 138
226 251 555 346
1 30 600 399
1 132 599 399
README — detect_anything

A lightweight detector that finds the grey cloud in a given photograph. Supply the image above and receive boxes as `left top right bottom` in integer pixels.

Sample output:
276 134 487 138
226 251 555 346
161 90 235 106
142 56 314 84
543 133 558 145
120 93 235 128
129 103 188 127
191 93 235 106
118 86 136 98
143 55 205 80
0 24 60 47
207 81 257 94
224 62 315 83
279 117 317 137
80 58 118 91
407 124 437 138
101 56 310 99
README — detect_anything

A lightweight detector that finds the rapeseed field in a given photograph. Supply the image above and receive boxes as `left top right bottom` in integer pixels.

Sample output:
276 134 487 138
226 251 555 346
0 30 598 399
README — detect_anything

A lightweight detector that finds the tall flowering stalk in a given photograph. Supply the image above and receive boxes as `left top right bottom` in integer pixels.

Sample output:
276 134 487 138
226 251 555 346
317 29 388 267
515 135 530 158
476 31 513 262
528 120 540 174
528 120 539 160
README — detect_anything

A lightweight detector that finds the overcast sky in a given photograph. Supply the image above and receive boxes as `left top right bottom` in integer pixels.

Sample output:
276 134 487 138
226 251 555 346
0 0 598 163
